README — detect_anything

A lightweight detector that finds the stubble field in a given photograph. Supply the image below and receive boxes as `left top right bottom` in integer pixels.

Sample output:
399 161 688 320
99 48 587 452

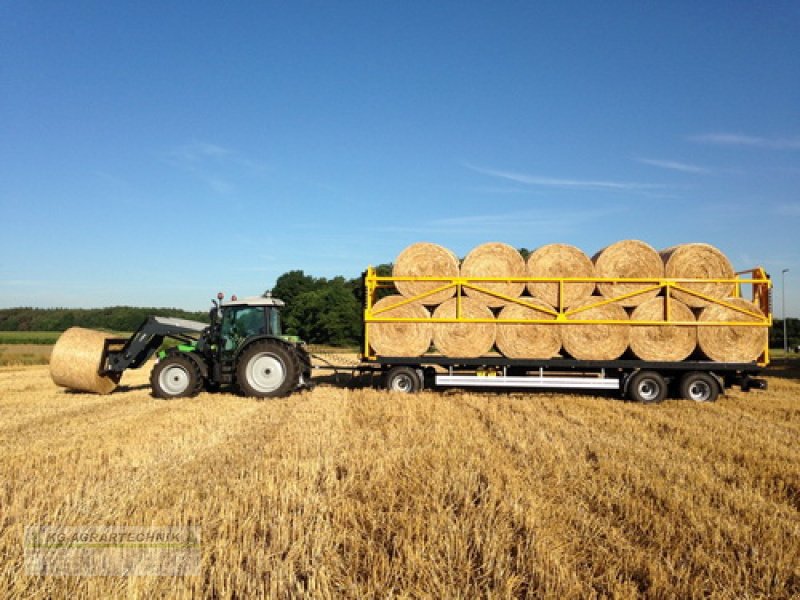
0 362 798 598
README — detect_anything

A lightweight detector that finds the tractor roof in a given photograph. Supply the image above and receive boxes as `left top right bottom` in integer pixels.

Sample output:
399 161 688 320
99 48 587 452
222 295 285 308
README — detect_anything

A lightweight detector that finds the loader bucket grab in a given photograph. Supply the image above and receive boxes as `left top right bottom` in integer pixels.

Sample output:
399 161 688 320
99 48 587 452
50 327 124 394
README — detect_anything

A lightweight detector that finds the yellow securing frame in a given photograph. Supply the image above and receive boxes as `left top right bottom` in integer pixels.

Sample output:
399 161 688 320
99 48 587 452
362 267 773 365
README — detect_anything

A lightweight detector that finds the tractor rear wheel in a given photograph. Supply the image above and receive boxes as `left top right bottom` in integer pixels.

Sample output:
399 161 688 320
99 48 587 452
151 354 202 399
237 340 299 398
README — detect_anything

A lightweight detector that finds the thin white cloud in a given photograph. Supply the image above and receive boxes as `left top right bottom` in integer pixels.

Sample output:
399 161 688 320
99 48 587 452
688 133 800 150
165 141 269 194
467 165 662 191
171 141 233 162
366 207 624 236
636 157 709 174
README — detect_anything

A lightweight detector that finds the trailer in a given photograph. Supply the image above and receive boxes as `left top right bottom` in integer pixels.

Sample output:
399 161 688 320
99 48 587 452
361 267 771 402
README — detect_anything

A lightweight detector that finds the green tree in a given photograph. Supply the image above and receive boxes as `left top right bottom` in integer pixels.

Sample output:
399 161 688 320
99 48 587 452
272 270 320 307
285 280 361 346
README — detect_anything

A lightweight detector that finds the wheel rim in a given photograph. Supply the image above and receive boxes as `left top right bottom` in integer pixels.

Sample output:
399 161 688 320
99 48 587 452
159 365 190 395
246 353 286 393
687 380 712 402
390 373 414 392
637 378 661 402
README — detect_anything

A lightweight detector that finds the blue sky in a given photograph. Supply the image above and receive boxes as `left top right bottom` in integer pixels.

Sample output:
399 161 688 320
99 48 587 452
1 2 799 314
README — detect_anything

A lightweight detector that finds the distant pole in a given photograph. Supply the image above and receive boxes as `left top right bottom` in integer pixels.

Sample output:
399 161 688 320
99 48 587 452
782 268 790 355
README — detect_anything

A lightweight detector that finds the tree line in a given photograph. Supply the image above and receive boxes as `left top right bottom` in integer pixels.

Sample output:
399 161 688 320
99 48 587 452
0 306 210 333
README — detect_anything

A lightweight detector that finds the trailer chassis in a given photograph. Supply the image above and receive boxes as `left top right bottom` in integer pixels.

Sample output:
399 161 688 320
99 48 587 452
361 356 767 403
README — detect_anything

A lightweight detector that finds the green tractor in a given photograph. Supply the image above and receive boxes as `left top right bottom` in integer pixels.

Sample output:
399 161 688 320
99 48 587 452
98 293 312 398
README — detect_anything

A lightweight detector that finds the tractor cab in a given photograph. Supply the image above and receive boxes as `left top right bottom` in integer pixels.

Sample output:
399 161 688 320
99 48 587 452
218 294 285 353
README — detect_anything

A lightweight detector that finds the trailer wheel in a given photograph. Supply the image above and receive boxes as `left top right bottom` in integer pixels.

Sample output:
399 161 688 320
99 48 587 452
679 372 719 403
237 341 299 398
627 371 667 404
384 366 422 393
151 355 202 399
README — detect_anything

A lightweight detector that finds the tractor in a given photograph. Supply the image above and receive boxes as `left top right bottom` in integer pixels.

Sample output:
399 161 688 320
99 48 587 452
98 293 312 398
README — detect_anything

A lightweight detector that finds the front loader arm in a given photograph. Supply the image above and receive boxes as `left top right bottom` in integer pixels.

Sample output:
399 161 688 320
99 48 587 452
103 316 208 374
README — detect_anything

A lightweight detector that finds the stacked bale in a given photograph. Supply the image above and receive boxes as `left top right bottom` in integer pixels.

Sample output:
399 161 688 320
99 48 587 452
594 240 663 306
660 243 735 307
376 240 765 363
432 297 496 358
697 298 767 362
629 297 696 361
368 295 432 357
393 242 459 305
526 243 595 308
562 298 630 360
496 300 560 359
50 327 121 394
461 242 526 307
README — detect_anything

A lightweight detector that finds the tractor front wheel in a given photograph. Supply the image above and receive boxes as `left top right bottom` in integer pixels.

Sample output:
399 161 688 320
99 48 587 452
151 355 202 399
237 341 299 398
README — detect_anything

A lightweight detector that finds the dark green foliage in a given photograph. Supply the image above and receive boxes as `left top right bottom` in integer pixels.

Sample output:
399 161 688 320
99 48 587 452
0 307 209 333
273 265 394 346
284 279 362 346
272 270 320 307
770 318 800 350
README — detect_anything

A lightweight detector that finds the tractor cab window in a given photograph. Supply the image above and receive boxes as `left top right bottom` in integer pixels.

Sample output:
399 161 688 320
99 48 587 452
220 306 267 351
269 308 282 337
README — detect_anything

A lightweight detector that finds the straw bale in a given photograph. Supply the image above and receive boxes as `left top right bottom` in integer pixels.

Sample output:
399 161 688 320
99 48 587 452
562 297 630 360
593 240 664 306
629 297 697 361
50 327 120 394
432 297 496 357
368 295 432 357
393 242 459 305
461 242 526 307
661 243 735 307
697 297 767 362
496 299 561 359
526 243 595 308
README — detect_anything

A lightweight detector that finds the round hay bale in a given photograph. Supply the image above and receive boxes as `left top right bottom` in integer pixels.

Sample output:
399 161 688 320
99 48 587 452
461 242 526 307
432 297 496 357
661 243 735 307
526 243 595 308
697 298 767 362
562 297 630 360
496 299 561 359
593 240 664 307
629 297 697 361
50 327 121 394
368 295 432 357
393 242 459 305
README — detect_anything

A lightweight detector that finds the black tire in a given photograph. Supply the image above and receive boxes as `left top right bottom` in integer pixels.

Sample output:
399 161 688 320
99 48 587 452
679 372 720 403
237 340 299 398
384 366 422 393
151 354 202 399
627 371 667 404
